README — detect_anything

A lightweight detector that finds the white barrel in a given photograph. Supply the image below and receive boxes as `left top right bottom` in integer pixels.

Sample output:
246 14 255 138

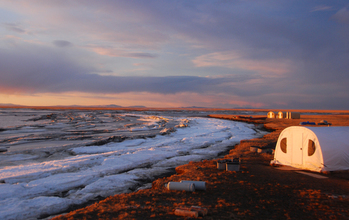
190 206 208 216
257 148 264 153
180 180 206 191
174 209 198 218
166 182 195 192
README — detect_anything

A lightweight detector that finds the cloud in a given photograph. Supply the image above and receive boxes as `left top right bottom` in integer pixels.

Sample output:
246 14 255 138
1 40 348 109
192 51 292 76
0 41 251 95
133 63 153 67
0 1 171 50
3 23 26 33
0 42 92 93
92 47 158 59
332 7 349 24
1 1 349 109
52 40 73 48
311 5 333 12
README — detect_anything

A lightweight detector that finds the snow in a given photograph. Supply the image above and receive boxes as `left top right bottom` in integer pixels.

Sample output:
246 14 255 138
0 116 262 219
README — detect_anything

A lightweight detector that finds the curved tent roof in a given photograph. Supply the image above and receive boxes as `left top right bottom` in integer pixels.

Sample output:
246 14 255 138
271 126 349 172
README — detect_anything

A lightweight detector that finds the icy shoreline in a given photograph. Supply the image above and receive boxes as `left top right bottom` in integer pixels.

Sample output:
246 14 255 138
0 110 266 220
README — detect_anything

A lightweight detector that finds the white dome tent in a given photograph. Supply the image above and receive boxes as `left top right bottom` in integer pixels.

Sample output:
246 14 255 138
270 126 349 173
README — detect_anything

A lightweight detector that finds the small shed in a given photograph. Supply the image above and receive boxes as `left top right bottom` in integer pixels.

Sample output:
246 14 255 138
270 126 349 172
286 112 300 119
267 111 275 118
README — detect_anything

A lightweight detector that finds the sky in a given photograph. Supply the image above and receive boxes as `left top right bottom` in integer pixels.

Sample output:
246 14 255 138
0 1 349 109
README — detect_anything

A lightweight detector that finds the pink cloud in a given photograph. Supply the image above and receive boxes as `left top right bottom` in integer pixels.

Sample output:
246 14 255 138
332 7 349 24
92 47 157 59
311 5 333 12
192 51 292 76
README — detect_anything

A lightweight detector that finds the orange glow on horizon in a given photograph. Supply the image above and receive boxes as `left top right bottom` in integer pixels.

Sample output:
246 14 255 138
0 92 265 108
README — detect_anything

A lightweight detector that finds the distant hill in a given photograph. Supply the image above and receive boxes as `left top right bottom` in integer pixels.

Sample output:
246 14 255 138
53 104 124 108
127 105 146 108
182 106 206 108
0 103 24 107
104 104 123 108
0 103 147 109
95 105 147 108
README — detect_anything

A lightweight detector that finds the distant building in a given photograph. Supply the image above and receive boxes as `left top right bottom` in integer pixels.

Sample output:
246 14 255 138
286 112 300 119
267 111 275 118
277 111 285 119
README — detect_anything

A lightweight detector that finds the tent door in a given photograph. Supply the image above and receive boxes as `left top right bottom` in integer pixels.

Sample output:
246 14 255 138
291 133 303 165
